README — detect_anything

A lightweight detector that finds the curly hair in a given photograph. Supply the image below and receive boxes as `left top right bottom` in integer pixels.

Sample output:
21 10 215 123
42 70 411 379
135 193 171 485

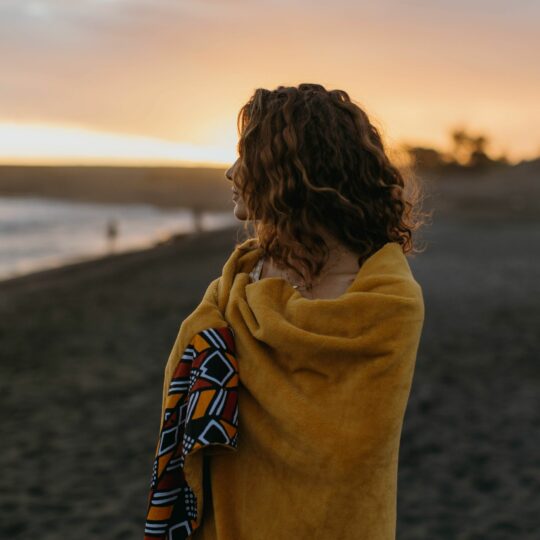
233 83 431 289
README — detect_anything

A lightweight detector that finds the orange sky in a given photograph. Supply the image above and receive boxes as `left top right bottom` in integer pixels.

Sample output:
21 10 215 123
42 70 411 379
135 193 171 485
0 0 538 166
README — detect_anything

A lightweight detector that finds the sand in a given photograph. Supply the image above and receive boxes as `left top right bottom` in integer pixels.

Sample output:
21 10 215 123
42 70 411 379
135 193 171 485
1 162 539 539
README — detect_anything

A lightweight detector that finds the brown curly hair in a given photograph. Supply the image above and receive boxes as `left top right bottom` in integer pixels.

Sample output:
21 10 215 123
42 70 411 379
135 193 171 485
233 83 431 288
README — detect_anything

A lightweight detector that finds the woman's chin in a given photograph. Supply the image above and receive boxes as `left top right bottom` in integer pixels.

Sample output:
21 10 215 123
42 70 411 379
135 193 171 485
233 206 247 221
234 213 248 221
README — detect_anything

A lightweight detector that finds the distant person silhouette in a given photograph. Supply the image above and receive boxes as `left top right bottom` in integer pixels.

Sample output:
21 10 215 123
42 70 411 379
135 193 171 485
192 208 204 234
106 218 119 253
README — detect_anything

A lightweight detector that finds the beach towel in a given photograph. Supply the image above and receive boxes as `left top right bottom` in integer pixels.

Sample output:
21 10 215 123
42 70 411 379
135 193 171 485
144 238 425 540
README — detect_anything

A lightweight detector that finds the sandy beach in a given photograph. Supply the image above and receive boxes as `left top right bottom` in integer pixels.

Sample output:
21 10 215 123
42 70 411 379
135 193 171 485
1 162 539 539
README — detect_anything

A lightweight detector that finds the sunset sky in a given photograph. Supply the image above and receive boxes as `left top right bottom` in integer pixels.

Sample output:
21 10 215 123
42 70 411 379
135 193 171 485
0 0 538 166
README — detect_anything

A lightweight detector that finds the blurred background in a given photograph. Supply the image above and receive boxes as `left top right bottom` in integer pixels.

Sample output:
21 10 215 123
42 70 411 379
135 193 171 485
0 1 538 539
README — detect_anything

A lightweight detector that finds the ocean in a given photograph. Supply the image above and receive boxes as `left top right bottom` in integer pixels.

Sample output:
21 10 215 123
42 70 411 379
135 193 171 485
0 195 237 281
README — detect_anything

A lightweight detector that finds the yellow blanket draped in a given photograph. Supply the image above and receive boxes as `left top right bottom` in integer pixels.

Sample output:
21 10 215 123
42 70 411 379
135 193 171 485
146 239 425 540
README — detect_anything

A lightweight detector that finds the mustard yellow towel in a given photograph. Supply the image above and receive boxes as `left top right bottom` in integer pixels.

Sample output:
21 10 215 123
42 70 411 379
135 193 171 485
145 239 425 540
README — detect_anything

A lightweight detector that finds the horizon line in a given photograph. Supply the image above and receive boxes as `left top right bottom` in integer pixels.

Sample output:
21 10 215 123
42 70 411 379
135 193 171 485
0 122 535 168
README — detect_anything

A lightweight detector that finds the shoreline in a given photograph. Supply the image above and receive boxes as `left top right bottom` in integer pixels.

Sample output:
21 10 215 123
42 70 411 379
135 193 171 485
0 233 187 287
0 225 240 297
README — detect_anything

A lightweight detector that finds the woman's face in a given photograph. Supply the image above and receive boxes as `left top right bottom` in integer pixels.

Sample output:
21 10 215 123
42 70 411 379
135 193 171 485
225 158 248 221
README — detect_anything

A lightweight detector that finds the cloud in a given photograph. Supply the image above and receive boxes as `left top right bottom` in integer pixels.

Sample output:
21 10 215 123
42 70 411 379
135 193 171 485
0 0 538 161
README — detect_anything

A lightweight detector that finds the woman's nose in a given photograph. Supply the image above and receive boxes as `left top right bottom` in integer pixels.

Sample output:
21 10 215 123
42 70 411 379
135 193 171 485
225 158 240 182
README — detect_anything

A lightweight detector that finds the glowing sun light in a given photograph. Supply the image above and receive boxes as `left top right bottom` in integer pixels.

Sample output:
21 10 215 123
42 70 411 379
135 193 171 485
0 123 236 167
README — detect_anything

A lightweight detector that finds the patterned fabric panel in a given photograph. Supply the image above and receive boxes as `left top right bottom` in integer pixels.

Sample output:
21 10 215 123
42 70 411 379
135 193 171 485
144 326 239 540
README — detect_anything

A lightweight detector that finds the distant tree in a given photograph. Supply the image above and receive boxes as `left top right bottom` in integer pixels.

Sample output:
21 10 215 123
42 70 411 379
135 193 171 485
472 135 487 154
451 129 470 165
495 154 510 165
402 145 449 171
401 128 511 176
449 128 501 169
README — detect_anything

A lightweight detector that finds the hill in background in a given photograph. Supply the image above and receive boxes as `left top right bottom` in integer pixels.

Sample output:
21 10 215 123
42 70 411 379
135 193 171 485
0 165 233 212
0 158 539 225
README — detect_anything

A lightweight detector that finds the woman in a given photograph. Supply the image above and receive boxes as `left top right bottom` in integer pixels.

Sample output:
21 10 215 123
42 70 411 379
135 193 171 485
145 83 428 540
